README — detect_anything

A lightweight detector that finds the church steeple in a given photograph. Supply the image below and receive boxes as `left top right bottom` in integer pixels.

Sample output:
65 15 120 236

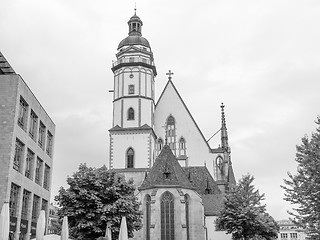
220 103 229 150
127 10 143 36
109 11 157 170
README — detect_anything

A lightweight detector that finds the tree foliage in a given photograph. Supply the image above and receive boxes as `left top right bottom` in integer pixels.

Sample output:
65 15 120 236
54 164 142 240
282 116 320 238
215 174 279 240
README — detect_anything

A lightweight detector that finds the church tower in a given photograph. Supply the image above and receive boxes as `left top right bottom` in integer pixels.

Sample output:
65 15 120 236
109 11 157 170
213 103 235 192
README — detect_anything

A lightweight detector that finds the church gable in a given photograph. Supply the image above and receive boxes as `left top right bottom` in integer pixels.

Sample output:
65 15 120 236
139 145 194 190
154 80 213 167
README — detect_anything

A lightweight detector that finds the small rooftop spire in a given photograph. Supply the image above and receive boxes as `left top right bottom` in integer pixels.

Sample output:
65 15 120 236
134 2 137 15
220 102 229 149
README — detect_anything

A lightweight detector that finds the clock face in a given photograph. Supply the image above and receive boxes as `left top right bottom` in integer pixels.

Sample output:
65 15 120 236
216 156 223 172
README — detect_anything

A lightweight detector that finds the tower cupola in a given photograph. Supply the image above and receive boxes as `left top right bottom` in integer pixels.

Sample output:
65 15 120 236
128 13 143 36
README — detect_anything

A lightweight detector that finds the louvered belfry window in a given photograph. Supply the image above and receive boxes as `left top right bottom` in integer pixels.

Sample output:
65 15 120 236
161 191 174 240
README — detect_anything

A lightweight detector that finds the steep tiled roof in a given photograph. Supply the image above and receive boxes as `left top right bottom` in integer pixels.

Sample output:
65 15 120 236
202 194 225 216
139 145 195 190
183 166 221 195
0 52 15 74
227 165 236 186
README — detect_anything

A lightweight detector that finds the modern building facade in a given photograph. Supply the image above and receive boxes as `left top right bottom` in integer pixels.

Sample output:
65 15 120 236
109 11 236 240
0 52 55 240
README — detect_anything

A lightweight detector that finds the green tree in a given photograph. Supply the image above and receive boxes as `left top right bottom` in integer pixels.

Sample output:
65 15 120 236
282 116 320 238
54 164 142 240
215 174 279 240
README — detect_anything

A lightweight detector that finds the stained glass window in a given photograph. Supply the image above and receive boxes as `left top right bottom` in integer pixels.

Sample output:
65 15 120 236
161 192 174 240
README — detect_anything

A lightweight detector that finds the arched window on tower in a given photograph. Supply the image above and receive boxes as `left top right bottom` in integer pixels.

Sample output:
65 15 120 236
126 148 134 168
128 108 135 120
161 191 174 240
179 137 186 156
145 194 151 240
184 194 190 240
157 138 163 155
166 115 176 154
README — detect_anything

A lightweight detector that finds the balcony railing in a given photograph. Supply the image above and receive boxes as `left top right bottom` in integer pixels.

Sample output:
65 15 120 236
112 57 154 67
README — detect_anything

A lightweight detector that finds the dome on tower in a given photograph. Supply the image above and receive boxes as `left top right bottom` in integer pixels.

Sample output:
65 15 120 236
118 35 150 49
117 13 151 50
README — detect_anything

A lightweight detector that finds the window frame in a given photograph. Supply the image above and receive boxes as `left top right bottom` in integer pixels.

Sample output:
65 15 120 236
127 107 135 121
14 139 24 172
18 96 28 130
126 148 134 168
25 149 34 179
161 191 175 240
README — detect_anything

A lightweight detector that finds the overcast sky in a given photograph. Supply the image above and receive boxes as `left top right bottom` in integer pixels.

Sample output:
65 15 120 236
1 0 320 221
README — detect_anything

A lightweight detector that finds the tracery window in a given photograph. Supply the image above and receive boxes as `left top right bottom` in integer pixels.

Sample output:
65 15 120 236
126 148 134 168
146 195 151 240
128 107 135 120
158 138 164 151
179 137 186 156
185 194 190 240
166 115 176 153
161 191 174 240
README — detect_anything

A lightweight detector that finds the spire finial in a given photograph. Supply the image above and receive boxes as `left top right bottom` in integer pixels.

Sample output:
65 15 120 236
166 70 174 81
220 102 229 149
134 2 137 15
221 102 226 128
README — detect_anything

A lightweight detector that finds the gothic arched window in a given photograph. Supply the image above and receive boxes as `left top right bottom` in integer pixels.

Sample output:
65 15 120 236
128 108 135 120
146 195 151 240
166 115 176 153
184 194 190 240
126 148 134 168
179 137 186 156
161 191 174 240
158 138 164 151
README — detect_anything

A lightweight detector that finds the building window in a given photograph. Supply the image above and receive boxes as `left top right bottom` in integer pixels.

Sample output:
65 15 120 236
179 137 186 156
280 233 288 239
290 233 297 238
21 190 31 220
38 121 46 149
43 164 50 190
158 138 163 151
18 96 28 129
25 149 34 179
32 195 40 221
46 131 53 157
127 108 135 120
146 195 151 240
29 110 38 140
35 158 43 185
166 115 176 152
14 139 24 172
128 84 135 94
41 199 48 213
129 57 134 62
185 194 190 240
126 148 134 168
161 191 174 240
9 183 20 217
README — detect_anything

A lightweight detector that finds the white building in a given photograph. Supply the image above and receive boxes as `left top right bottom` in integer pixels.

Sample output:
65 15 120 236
109 11 236 240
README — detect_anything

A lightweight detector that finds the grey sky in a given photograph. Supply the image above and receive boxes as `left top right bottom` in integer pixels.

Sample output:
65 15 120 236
1 0 320 220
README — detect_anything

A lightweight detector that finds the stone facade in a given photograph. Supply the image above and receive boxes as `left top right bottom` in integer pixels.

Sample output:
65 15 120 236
108 12 235 240
0 52 55 240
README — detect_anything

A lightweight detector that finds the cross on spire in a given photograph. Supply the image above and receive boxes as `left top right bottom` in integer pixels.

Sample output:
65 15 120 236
166 70 174 81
